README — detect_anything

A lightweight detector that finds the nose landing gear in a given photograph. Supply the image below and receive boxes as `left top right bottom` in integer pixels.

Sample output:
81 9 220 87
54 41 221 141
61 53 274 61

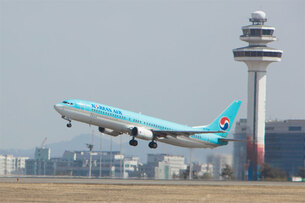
62 116 72 128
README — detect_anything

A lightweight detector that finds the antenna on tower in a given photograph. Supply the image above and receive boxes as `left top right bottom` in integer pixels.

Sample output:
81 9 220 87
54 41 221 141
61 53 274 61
86 143 94 151
86 143 94 178
249 10 267 25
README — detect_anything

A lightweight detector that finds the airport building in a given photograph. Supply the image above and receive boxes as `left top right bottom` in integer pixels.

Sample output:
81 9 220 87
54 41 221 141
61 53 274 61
123 156 141 178
207 154 232 180
143 154 187 179
14 156 30 174
34 147 51 160
0 155 15 175
25 149 141 178
25 148 51 175
59 151 126 177
232 119 248 180
192 163 214 179
154 155 187 179
233 119 305 180
0 155 29 175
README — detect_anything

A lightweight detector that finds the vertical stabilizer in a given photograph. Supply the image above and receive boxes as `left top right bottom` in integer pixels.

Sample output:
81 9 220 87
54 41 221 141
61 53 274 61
203 100 242 137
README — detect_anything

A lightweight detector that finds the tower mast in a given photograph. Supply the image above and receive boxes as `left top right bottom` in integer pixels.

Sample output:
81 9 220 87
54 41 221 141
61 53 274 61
233 11 282 180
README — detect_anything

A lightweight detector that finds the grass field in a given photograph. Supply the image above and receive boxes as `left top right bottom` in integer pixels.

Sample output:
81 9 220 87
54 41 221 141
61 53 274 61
1 182 305 202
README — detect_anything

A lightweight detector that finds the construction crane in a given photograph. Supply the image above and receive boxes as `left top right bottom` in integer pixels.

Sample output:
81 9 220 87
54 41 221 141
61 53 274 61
40 137 47 149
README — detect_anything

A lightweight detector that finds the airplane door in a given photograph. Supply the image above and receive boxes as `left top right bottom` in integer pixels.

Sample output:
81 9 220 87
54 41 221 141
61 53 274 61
89 106 98 124
78 103 86 121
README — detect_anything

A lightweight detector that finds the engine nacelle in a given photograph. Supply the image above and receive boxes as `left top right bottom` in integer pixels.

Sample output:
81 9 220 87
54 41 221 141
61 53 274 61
98 127 121 137
131 127 153 140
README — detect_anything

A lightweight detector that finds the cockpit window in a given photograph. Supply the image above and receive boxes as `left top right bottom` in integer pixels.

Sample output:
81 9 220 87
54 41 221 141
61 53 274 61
62 101 73 105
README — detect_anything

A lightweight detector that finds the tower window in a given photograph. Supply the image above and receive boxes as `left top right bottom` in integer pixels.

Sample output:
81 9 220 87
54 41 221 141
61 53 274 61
243 29 250 36
234 51 282 58
288 126 302 131
257 52 263 56
250 29 261 36
262 29 273 36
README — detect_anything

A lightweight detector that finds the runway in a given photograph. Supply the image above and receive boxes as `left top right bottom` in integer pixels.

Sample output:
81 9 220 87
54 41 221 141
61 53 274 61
0 176 304 186
1 176 305 202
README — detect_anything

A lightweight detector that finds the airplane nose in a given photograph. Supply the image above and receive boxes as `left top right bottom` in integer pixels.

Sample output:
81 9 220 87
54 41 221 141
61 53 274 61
54 104 63 112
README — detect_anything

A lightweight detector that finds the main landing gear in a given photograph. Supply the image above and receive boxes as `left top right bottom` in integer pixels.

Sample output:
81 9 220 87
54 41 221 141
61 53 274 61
129 138 138 146
149 141 157 149
129 136 158 149
62 116 72 128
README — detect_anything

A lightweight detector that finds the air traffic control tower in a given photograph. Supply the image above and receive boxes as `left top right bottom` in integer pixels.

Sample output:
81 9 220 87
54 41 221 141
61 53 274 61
233 11 282 180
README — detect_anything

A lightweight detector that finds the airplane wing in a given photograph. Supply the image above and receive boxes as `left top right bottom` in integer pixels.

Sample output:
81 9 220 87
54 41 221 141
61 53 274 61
151 130 226 137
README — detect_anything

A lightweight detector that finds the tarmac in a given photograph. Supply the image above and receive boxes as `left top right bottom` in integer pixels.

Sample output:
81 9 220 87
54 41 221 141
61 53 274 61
1 176 305 186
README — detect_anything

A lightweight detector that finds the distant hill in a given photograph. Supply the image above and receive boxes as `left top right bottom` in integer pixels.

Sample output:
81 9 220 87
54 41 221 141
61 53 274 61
0 148 34 158
0 134 233 163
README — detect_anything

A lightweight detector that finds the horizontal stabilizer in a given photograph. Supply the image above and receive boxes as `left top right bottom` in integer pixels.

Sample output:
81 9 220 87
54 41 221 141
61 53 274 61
218 138 248 142
152 130 226 137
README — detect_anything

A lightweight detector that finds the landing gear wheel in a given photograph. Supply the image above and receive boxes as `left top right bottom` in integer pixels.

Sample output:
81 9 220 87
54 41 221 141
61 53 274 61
149 141 157 149
129 139 138 146
67 123 72 128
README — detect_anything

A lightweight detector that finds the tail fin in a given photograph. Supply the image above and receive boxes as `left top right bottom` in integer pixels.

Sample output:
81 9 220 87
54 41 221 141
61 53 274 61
196 100 242 137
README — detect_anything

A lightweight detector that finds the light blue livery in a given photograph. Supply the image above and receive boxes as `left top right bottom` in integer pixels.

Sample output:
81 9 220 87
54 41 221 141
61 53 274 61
54 99 242 149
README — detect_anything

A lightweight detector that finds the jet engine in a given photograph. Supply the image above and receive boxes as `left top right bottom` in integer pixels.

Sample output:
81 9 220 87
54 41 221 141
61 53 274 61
98 127 121 137
131 127 153 140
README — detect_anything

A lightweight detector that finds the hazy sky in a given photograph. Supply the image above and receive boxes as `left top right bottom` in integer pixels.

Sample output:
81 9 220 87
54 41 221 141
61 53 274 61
1 0 304 150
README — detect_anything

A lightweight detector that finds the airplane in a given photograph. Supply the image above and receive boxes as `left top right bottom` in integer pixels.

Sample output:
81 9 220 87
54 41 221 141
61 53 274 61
54 99 241 149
